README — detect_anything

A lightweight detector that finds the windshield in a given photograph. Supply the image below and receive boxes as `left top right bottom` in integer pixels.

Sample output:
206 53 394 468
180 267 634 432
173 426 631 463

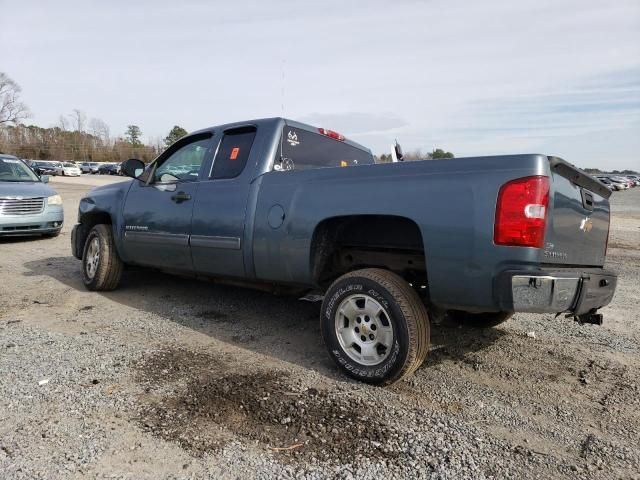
63 162 75 167
0 157 41 182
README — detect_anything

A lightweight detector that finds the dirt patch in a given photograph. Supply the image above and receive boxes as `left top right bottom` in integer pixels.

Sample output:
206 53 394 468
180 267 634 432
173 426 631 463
135 348 396 462
135 347 230 384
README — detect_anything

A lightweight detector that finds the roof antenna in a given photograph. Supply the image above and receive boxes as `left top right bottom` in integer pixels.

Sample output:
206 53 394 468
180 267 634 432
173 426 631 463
281 59 286 115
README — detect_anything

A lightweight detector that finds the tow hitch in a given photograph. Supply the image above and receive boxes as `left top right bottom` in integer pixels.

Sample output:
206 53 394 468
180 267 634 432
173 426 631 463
572 312 604 326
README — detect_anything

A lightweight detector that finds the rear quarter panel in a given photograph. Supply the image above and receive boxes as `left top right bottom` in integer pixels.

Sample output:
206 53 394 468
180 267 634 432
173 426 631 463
252 154 550 311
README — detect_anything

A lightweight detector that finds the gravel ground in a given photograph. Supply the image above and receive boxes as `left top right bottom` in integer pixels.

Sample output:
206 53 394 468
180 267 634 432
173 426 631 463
1 179 639 479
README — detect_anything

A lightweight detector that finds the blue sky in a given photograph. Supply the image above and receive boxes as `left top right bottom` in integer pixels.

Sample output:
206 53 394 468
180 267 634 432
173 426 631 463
1 0 639 170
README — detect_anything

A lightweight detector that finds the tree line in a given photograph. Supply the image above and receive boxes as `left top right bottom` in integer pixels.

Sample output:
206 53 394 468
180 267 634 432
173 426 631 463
0 117 188 164
0 72 188 162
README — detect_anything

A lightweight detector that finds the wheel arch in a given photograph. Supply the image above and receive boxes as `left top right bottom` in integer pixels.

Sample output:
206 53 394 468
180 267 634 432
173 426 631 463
73 210 115 260
309 214 429 293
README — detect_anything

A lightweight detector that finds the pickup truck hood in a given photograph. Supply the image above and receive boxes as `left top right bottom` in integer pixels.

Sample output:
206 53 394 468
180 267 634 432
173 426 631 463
0 181 57 198
86 179 132 196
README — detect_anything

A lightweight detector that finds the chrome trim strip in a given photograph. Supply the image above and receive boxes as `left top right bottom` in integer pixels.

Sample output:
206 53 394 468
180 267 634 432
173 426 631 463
190 235 241 250
124 231 189 246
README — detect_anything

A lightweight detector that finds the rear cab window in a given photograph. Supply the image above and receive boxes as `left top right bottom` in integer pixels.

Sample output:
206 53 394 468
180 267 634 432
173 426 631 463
210 127 256 179
277 126 374 171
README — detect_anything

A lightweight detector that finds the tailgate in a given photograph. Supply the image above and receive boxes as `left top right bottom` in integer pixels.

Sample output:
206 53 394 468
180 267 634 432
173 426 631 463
543 157 610 267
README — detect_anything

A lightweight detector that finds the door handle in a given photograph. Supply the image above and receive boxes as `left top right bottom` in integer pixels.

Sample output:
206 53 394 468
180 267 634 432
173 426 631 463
171 191 192 203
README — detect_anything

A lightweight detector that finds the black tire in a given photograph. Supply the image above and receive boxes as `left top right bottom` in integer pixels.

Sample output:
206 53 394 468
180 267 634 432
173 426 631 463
321 268 430 385
448 311 512 328
81 224 123 291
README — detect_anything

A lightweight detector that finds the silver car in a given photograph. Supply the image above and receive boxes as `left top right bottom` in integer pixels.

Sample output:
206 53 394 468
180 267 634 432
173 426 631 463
81 162 100 174
0 154 64 237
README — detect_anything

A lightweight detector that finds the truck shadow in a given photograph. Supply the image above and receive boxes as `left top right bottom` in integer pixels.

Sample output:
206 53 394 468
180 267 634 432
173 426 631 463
23 256 506 381
0 235 50 245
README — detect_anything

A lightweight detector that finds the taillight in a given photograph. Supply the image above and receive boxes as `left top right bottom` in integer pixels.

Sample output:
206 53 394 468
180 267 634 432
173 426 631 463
494 176 550 248
318 128 345 141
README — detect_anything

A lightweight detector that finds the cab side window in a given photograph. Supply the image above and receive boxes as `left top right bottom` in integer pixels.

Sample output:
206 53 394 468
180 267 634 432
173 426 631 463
153 136 211 183
278 127 374 171
210 127 256 180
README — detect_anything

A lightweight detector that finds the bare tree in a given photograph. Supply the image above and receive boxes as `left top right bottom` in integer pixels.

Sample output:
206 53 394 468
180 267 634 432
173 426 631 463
89 117 110 144
70 109 86 132
0 72 31 125
58 115 69 131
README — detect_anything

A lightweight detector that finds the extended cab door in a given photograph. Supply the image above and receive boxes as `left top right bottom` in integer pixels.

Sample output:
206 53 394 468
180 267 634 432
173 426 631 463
190 126 257 278
121 133 213 271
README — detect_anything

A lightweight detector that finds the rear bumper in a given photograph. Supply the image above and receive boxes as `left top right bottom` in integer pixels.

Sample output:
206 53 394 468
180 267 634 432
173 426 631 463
497 268 617 315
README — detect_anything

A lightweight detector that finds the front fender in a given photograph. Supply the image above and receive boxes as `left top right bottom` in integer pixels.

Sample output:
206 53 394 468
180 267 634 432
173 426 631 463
75 180 133 258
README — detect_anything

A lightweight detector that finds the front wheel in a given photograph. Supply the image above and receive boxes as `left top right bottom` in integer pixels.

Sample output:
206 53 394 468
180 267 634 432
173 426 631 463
82 224 123 291
321 268 430 385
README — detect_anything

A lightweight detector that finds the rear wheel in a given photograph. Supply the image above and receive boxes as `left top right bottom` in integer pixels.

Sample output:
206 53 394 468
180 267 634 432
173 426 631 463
82 224 123 291
448 311 512 328
321 268 430 385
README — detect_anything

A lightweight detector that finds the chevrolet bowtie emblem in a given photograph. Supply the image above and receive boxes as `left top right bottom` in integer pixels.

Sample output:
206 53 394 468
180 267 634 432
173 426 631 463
579 217 593 233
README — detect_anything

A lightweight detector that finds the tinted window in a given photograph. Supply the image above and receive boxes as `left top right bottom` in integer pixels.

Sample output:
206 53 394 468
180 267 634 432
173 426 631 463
278 127 373 171
210 127 256 179
153 137 211 183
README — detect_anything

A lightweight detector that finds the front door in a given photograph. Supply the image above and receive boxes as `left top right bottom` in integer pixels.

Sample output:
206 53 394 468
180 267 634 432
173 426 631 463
121 134 213 271
190 127 257 278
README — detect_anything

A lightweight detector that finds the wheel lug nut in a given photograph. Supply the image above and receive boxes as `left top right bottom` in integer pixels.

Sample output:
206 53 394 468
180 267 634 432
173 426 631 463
364 316 370 322
371 324 377 331
369 334 374 340
356 318 361 324
360 335 366 342
355 327 360 333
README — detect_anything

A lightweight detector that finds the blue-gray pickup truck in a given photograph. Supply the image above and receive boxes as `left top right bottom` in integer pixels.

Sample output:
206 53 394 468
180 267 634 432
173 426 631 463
71 117 617 385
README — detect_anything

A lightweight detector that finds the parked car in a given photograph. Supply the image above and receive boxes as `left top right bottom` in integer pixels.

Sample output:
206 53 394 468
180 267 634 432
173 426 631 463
611 176 634 188
98 163 119 175
56 162 82 176
70 117 616 385
81 162 100 174
0 154 64 237
594 177 619 191
596 176 627 190
31 161 60 176
626 175 640 186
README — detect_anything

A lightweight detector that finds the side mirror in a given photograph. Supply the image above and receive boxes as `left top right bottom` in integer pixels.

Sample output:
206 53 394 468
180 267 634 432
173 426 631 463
40 175 49 183
121 158 145 179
